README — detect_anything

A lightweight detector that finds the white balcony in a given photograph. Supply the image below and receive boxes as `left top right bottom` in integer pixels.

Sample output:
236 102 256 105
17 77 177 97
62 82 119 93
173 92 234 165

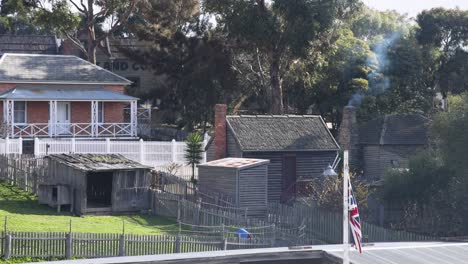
5 123 136 138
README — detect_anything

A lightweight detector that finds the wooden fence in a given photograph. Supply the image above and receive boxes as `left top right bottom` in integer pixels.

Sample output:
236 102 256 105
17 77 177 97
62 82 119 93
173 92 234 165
0 231 270 259
267 202 435 245
0 137 209 179
0 155 47 194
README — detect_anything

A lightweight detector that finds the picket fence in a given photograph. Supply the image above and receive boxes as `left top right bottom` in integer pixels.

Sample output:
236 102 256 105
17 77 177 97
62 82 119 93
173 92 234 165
0 231 269 259
0 137 208 179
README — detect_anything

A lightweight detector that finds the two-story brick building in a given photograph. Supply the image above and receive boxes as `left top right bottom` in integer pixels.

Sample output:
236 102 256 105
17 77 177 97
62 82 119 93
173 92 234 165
0 53 138 139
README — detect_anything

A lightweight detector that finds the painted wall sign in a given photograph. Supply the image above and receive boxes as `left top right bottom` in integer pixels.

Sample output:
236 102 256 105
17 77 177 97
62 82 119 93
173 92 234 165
96 60 149 71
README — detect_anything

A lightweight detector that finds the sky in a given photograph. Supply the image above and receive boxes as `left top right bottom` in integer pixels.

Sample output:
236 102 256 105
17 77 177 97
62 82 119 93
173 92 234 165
363 0 468 18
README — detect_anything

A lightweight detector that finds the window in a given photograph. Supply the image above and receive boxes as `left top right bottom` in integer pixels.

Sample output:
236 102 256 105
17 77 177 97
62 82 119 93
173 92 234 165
14 101 26 123
98 102 104 123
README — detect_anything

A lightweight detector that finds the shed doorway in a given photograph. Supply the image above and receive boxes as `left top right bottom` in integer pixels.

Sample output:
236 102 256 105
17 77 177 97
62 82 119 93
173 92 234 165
281 155 297 202
86 172 113 208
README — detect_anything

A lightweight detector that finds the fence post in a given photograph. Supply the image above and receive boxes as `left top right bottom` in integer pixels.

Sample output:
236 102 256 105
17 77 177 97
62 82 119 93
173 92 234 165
202 133 209 163
65 233 72 259
223 238 228 251
18 137 23 155
139 139 145 163
271 224 276 247
171 139 177 162
71 138 76 153
106 138 111 154
174 234 181 253
4 234 11 259
5 137 9 155
33 137 39 157
119 234 125 256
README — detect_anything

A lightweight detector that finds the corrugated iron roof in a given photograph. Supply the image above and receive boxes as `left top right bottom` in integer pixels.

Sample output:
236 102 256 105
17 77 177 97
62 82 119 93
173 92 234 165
198 158 269 169
47 154 150 171
0 85 138 101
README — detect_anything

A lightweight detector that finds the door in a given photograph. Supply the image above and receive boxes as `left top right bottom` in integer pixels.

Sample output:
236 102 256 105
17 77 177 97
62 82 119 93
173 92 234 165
281 154 297 202
56 102 71 134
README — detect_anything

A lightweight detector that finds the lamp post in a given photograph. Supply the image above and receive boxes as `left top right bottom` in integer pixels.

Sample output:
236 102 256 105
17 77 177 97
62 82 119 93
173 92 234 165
322 150 350 264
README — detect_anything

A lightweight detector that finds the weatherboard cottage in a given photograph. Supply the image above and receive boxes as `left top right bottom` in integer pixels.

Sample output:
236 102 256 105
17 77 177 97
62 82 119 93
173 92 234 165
206 104 340 203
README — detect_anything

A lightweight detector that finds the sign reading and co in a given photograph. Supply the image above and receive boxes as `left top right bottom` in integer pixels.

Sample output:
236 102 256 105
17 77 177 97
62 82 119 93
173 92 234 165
96 60 148 71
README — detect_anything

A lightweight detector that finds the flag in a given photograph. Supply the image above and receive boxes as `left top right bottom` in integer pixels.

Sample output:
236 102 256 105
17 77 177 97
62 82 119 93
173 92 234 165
349 181 363 253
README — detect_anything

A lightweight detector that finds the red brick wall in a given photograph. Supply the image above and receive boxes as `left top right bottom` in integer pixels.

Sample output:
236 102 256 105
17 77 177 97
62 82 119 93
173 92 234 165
214 104 227 160
104 102 124 123
0 83 128 124
71 102 91 123
103 85 125 94
27 102 49 123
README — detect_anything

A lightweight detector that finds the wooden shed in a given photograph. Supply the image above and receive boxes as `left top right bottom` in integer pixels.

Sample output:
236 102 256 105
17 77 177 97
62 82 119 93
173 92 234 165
198 158 269 217
40 154 152 215
206 105 340 203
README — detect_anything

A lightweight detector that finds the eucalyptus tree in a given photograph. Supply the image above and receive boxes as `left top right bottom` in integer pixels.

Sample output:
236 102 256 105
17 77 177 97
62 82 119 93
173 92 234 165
204 0 361 114
36 0 142 64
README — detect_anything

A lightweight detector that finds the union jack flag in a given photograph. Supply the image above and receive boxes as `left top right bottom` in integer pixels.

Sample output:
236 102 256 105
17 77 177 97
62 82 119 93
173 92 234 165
349 181 362 253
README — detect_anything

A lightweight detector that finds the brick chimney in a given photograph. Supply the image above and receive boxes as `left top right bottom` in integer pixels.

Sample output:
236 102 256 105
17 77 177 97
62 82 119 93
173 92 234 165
338 106 359 165
214 104 227 160
60 38 76 55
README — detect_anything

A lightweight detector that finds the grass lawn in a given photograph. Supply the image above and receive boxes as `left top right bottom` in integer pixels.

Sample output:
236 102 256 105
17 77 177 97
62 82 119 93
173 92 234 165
0 181 177 234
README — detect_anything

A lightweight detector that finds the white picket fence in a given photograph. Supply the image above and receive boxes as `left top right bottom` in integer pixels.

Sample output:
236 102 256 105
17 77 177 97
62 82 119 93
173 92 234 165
0 137 209 179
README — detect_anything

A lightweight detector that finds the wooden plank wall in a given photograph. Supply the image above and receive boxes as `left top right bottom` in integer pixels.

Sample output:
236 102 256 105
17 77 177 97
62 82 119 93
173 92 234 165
243 151 337 202
238 165 268 217
198 167 238 204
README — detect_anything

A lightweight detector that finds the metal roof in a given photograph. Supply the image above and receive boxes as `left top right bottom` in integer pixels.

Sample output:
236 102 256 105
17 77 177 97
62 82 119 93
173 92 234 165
0 53 131 85
327 242 468 264
32 242 468 264
0 85 138 101
198 158 270 169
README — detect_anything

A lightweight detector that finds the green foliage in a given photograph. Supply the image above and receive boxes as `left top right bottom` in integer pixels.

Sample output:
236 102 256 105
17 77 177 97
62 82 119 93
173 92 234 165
35 1 81 36
205 0 360 114
185 132 204 182
124 0 237 130
358 33 436 121
0 181 177 234
284 28 374 129
0 0 51 34
383 93 468 235
416 8 468 96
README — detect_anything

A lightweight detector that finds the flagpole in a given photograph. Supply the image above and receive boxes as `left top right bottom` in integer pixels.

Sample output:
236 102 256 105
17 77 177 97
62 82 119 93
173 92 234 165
343 150 350 264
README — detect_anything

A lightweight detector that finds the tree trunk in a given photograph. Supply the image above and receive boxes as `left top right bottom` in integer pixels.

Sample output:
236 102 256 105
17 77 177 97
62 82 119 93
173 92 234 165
269 54 283 114
86 2 98 64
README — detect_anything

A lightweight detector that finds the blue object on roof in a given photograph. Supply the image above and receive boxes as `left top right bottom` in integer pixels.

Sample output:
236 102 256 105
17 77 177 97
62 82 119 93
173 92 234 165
235 228 251 239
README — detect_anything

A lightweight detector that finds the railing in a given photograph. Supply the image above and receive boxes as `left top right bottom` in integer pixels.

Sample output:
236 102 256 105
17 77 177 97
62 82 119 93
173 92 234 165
6 123 135 138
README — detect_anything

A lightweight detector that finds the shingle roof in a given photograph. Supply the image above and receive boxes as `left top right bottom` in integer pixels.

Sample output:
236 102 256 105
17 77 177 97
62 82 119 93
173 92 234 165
226 115 339 152
0 35 58 55
0 53 131 85
360 114 430 145
47 154 150 171
0 85 138 101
